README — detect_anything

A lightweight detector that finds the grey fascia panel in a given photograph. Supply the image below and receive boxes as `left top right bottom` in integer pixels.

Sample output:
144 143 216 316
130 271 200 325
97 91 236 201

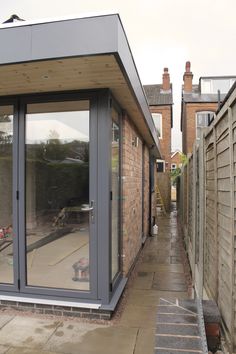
0 15 118 65
0 26 32 63
31 16 118 61
117 20 161 156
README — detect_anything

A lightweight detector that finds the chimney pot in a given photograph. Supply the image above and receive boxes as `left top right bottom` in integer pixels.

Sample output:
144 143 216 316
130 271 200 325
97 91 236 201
162 67 170 91
185 61 191 72
183 61 193 92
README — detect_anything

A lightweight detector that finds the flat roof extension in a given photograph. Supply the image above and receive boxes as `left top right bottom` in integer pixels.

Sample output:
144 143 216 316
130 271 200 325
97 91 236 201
0 14 161 157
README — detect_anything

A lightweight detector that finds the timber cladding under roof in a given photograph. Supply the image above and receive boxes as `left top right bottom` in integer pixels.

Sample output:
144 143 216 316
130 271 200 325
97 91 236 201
0 14 161 157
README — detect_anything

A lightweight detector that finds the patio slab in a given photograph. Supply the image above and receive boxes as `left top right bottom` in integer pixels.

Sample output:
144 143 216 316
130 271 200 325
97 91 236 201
0 314 15 329
127 289 188 307
7 348 62 354
134 328 155 354
0 317 61 349
118 304 156 329
0 345 10 354
131 271 154 289
45 324 137 354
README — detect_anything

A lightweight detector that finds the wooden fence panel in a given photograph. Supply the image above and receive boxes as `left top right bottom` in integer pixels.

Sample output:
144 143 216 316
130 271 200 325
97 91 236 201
178 87 236 351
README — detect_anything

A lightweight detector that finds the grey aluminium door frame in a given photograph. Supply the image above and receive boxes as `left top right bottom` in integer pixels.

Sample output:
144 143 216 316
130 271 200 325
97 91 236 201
18 91 98 300
109 95 123 292
0 97 19 293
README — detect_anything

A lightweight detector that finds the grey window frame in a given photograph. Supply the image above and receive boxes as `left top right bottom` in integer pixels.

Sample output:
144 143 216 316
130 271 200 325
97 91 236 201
19 91 98 300
109 96 123 294
0 98 19 293
0 89 119 306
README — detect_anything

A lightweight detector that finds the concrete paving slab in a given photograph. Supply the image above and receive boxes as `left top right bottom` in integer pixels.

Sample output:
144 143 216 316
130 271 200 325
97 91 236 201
155 350 203 354
0 314 14 329
131 272 154 289
45 323 137 354
153 272 187 292
127 289 187 307
171 256 183 264
0 316 61 349
142 255 171 264
127 289 164 307
118 305 156 329
134 328 155 354
7 348 62 354
0 345 10 354
137 263 184 273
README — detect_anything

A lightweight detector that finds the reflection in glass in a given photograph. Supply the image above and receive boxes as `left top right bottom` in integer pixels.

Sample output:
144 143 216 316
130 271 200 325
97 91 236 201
0 106 14 284
25 101 90 291
111 108 120 280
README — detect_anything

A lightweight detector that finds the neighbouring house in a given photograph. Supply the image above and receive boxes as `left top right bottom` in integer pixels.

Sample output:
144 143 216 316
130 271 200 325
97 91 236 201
144 68 173 211
0 14 161 318
171 149 183 171
181 61 236 156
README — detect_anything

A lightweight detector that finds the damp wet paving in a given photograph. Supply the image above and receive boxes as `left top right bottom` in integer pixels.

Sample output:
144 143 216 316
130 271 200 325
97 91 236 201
0 203 191 354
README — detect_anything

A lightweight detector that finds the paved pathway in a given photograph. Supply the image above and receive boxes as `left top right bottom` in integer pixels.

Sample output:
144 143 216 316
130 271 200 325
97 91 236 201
0 204 191 354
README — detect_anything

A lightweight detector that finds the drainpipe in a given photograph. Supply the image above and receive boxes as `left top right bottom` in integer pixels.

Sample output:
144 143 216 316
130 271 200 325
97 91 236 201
149 151 155 236
217 89 221 109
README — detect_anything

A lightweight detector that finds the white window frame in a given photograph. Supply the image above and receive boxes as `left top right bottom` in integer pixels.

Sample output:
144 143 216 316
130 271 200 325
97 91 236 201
171 163 177 171
201 78 236 94
152 113 162 139
156 159 165 172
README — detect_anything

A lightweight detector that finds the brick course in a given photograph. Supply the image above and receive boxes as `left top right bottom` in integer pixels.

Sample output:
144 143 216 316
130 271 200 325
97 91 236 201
0 300 112 319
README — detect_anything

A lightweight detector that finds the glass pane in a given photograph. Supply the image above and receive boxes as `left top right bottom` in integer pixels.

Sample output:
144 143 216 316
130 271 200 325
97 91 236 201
111 108 120 280
152 113 162 138
25 101 90 291
0 106 14 284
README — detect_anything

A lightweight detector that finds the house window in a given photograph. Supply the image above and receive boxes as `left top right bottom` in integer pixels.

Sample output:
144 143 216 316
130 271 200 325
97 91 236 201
171 163 177 171
156 159 165 172
152 113 162 139
196 111 215 139
201 78 236 94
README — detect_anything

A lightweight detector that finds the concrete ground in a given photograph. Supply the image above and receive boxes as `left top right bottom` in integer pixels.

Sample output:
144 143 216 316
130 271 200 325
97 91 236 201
0 205 191 354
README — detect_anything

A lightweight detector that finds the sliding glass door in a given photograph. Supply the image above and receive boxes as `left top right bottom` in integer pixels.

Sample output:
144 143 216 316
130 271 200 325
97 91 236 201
0 105 14 285
25 100 93 292
19 96 98 298
0 94 98 299
0 91 122 303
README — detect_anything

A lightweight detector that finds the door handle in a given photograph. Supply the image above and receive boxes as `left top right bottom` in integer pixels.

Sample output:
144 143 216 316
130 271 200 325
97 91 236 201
90 200 95 223
82 206 93 211
81 201 95 223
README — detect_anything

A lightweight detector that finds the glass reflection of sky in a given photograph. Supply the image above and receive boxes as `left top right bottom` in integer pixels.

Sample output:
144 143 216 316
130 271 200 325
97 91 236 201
26 111 89 144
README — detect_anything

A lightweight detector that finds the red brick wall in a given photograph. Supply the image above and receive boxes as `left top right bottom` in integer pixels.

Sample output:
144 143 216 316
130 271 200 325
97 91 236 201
121 114 143 275
149 105 172 171
171 152 182 167
182 102 218 155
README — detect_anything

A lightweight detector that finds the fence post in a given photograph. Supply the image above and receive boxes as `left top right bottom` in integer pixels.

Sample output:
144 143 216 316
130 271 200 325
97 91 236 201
228 106 235 351
198 130 205 298
192 143 197 285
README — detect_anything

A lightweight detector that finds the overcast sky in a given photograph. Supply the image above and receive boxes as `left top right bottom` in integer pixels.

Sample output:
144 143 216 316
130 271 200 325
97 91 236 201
1 0 236 150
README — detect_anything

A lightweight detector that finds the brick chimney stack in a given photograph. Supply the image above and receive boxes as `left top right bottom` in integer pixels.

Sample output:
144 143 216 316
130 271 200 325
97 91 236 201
162 67 170 91
183 61 193 92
